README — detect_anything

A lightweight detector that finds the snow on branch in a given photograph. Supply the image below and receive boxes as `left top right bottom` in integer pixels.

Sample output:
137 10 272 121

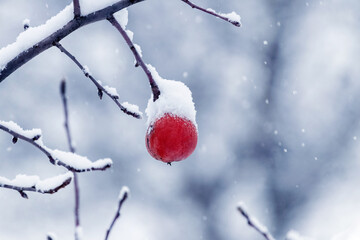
237 202 276 240
0 172 73 199
54 42 142 119
180 0 241 27
0 0 146 82
105 186 130 240
107 14 161 102
0 121 113 172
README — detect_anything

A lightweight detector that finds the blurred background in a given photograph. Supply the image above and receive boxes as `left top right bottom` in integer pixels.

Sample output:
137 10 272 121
1 0 360 239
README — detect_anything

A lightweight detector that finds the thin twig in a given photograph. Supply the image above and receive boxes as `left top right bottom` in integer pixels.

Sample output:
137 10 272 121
73 0 81 18
104 189 129 240
237 204 276 240
107 15 161 102
0 123 111 172
0 0 145 82
180 0 241 27
54 42 142 119
0 174 72 199
60 79 81 240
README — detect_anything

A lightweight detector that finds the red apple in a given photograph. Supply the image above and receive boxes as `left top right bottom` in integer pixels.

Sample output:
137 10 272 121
146 113 198 163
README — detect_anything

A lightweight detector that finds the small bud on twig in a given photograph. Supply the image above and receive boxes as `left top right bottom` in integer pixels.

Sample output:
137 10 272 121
98 88 103 99
12 137 18 144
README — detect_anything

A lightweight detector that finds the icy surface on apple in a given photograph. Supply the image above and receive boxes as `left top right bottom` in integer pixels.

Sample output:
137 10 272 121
145 65 197 129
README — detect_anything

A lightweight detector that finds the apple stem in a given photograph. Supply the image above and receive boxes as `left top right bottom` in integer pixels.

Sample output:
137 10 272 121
54 41 142 119
107 15 161 102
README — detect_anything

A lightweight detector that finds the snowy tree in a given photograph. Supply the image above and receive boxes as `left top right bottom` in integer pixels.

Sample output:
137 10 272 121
1 0 360 240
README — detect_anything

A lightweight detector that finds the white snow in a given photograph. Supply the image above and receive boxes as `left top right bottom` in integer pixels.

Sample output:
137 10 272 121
220 11 241 24
0 120 42 139
0 172 73 192
104 85 119 97
119 186 130 199
35 172 73 192
49 149 112 171
121 102 143 117
23 19 30 26
206 8 241 25
134 43 143 57
286 230 313 240
114 8 128 28
83 65 91 75
145 64 197 128
75 226 84 240
0 4 73 70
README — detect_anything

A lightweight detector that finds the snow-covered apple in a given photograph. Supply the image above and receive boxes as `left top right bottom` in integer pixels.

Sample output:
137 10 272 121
146 113 198 163
145 65 198 164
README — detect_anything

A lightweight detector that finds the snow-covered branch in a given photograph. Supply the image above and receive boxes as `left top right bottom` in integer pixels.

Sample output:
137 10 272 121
104 186 130 240
108 14 161 102
180 0 241 27
55 42 142 119
0 0 145 82
0 121 112 172
237 202 276 240
0 172 73 199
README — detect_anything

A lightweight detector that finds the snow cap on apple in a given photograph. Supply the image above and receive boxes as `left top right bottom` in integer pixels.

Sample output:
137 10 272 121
145 64 198 163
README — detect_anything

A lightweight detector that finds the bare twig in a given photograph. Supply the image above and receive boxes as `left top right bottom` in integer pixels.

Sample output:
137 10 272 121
237 203 276 240
107 15 161 102
73 0 81 18
54 42 142 119
180 0 241 27
0 123 111 172
0 173 72 199
60 79 81 240
105 187 129 240
0 0 145 82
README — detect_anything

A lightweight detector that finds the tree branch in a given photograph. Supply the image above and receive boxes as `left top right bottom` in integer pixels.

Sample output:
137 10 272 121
180 0 241 27
237 203 276 240
107 15 161 102
73 0 81 18
54 42 141 119
0 0 145 82
105 187 129 240
60 79 81 240
0 173 72 199
0 122 112 172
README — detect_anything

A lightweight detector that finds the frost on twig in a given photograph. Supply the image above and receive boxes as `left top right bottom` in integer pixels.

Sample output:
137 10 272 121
54 42 142 119
0 172 73 199
181 0 241 27
105 186 130 240
107 11 161 102
237 202 276 240
0 120 113 172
